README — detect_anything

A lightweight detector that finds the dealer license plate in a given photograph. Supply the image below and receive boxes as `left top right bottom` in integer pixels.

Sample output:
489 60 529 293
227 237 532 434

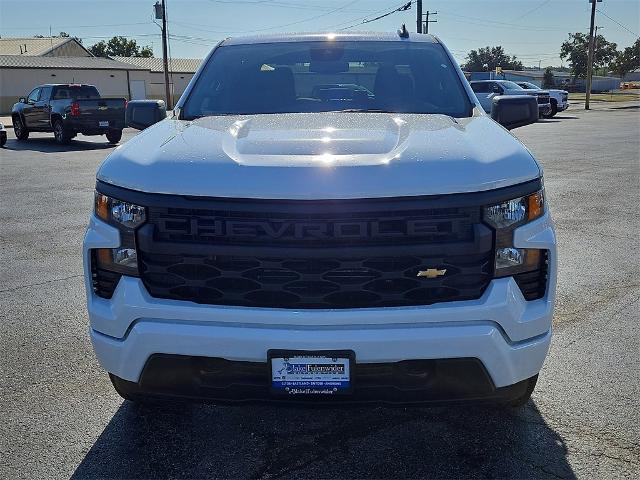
269 350 354 395
99 121 109 127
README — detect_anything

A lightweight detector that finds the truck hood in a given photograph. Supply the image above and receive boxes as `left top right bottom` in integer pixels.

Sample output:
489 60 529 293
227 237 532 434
98 112 540 199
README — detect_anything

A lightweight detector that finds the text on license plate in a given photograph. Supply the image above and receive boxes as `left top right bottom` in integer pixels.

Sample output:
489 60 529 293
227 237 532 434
270 352 352 395
99 121 109 127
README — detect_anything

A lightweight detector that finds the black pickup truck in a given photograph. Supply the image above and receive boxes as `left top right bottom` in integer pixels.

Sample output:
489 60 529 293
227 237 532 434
11 84 126 144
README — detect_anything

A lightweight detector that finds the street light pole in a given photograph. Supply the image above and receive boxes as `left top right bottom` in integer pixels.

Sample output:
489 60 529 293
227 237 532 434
585 0 598 110
154 1 172 110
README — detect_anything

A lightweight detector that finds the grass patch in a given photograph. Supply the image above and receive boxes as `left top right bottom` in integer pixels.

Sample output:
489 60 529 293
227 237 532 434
569 92 640 102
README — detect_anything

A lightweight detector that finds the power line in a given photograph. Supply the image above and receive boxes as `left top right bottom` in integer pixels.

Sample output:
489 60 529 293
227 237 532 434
510 0 552 23
596 9 638 37
337 1 413 31
437 11 566 32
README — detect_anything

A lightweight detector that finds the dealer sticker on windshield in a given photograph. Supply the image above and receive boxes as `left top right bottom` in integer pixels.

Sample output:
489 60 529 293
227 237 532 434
269 350 353 395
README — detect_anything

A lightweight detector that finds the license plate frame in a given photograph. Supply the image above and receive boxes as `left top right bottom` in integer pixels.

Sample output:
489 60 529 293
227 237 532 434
98 121 109 127
268 349 355 396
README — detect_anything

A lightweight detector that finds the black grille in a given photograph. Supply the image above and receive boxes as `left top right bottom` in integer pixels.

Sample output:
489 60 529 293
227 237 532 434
91 251 121 299
134 196 495 308
138 251 493 308
536 94 550 104
514 250 549 301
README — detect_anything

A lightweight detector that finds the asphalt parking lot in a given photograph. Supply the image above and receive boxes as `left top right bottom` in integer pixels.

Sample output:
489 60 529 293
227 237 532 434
1 106 639 479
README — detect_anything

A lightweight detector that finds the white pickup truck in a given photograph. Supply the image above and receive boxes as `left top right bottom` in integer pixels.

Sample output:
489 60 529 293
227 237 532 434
84 31 557 407
470 80 552 118
515 81 569 117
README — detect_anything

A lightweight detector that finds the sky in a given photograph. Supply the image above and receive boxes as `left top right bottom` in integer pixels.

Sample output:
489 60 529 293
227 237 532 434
0 0 638 67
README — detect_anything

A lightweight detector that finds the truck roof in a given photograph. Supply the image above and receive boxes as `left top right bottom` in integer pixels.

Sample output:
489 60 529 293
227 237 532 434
37 83 97 88
221 31 439 46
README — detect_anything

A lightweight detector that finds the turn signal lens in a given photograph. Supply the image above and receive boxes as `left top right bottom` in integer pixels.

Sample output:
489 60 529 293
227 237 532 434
527 190 544 222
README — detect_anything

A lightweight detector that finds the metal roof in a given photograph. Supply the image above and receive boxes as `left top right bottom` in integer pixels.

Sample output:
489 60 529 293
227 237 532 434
0 55 148 70
0 37 89 56
112 56 203 73
221 31 438 46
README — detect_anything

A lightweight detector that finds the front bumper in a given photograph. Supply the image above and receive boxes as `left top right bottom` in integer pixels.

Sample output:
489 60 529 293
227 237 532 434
84 211 557 398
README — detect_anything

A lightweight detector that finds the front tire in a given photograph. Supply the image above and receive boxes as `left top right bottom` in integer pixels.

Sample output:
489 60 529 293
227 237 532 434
13 116 29 140
53 119 71 144
542 100 558 118
106 129 123 144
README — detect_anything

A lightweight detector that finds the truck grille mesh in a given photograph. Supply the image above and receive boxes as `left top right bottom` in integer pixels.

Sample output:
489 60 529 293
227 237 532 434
138 252 492 308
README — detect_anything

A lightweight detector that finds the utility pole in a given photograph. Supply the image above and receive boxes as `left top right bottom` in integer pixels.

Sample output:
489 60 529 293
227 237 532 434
416 0 422 33
155 1 172 109
585 0 599 110
423 11 438 34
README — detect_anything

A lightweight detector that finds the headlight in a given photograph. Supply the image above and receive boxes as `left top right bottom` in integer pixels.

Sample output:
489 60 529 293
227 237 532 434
484 189 546 278
483 190 544 229
92 191 146 280
95 192 146 228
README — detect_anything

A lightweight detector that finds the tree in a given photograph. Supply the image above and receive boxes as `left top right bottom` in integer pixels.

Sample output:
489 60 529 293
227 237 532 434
89 36 153 58
462 46 524 72
560 32 618 81
610 38 640 79
543 67 555 88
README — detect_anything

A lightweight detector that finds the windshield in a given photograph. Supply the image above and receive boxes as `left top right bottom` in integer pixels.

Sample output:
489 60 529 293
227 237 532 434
182 41 473 119
519 82 538 90
500 81 523 90
53 85 100 100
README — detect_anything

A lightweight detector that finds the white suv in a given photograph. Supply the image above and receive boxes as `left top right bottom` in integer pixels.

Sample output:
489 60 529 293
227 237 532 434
84 31 557 406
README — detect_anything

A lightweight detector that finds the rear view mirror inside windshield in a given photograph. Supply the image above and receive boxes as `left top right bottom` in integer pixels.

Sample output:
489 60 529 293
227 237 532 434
309 60 349 74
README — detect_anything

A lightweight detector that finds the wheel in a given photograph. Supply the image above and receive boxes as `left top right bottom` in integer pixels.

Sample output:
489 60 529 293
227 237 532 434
13 116 29 140
106 129 123 144
0 134 6 147
542 100 557 118
507 374 538 407
53 118 72 144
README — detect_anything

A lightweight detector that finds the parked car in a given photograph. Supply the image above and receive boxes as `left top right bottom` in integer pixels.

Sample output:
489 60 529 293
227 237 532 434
84 31 556 407
470 80 551 117
515 81 569 117
0 123 6 147
11 84 126 144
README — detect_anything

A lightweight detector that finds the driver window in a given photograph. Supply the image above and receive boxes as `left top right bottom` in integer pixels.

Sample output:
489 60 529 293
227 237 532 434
27 88 41 103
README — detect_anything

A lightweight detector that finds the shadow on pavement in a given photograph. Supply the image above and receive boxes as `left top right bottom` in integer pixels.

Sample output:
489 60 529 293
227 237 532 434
72 400 575 479
2 137 116 153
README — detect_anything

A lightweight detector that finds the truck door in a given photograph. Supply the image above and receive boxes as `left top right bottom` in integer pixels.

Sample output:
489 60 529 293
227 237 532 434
22 87 41 128
33 86 52 128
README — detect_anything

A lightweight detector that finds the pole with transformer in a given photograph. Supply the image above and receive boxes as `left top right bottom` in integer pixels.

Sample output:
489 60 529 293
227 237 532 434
585 0 600 110
154 0 172 110
423 11 438 34
416 0 423 33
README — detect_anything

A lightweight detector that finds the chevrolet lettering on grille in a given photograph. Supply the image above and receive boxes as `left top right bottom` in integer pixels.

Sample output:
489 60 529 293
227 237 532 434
156 217 450 241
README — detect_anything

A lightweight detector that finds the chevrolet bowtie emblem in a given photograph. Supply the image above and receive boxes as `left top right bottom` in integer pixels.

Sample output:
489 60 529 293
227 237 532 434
416 268 447 278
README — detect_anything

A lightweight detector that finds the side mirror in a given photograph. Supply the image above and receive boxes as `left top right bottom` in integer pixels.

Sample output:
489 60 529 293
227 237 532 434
490 95 538 130
19 97 26 104
126 99 167 130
